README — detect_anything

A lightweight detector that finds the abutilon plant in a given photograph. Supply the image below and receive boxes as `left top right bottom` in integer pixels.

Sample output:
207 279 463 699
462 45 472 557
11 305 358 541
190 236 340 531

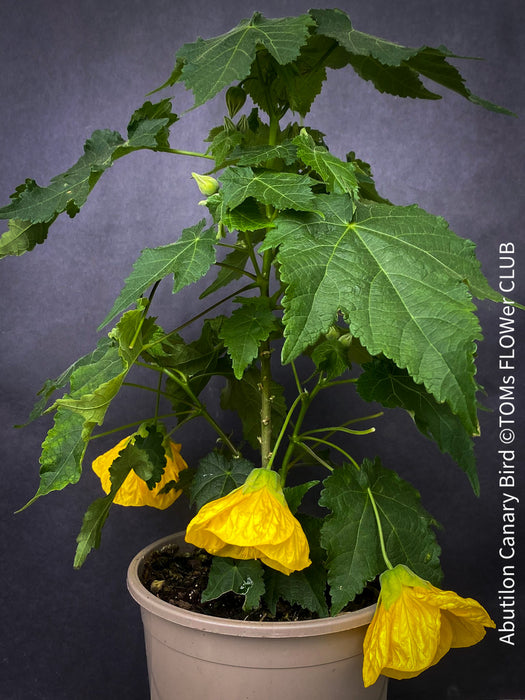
0 8 518 686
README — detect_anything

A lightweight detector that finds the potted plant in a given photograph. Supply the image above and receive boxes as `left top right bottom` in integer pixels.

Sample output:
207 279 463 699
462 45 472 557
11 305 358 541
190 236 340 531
0 7 516 699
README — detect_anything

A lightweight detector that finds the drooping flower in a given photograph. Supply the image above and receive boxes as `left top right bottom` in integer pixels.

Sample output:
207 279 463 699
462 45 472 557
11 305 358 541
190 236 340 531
185 468 311 575
92 434 187 510
363 564 496 687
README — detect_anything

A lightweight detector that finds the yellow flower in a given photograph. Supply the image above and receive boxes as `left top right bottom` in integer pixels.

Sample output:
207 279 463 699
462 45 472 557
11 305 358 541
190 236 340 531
363 564 496 687
92 434 187 510
185 468 311 575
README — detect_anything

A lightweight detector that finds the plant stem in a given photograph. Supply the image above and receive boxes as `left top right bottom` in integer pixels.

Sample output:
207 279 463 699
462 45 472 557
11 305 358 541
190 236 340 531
258 248 274 468
142 283 256 352
299 435 360 470
258 111 281 469
156 147 214 160
367 487 394 570
164 368 240 458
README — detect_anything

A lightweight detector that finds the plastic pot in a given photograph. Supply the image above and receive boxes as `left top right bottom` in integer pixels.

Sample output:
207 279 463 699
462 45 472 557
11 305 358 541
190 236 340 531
127 533 388 700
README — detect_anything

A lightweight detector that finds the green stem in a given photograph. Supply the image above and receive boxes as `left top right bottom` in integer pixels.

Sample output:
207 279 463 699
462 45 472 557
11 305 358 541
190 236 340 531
142 283 256 352
295 441 334 472
299 435 360 470
89 413 182 440
155 147 214 160
164 369 241 458
266 393 304 472
367 487 394 570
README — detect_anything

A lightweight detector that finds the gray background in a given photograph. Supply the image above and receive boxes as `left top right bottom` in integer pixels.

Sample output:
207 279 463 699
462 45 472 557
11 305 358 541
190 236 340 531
0 0 523 698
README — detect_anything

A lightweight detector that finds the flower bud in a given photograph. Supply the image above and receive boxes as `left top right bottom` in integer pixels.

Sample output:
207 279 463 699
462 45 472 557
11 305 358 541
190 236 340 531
191 172 219 196
226 85 246 118
236 114 249 133
223 116 236 133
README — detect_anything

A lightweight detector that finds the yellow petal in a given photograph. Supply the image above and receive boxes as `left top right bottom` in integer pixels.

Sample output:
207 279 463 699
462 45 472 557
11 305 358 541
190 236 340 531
185 468 311 574
363 565 496 687
92 436 187 509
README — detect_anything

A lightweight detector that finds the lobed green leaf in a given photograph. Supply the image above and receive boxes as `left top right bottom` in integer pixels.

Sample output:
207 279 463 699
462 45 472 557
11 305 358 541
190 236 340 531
219 296 279 379
319 458 442 614
190 451 255 510
357 357 479 494
174 12 315 106
100 220 216 328
262 195 500 433
202 557 265 611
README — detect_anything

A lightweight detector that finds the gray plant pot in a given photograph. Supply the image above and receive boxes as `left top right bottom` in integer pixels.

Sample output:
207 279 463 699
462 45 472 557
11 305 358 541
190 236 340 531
127 533 388 700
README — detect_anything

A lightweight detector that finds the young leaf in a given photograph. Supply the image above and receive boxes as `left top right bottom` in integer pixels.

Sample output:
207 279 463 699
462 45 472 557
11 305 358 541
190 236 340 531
220 166 317 213
293 129 359 198
262 195 501 433
219 296 279 379
232 142 298 167
123 98 178 151
201 557 265 612
357 357 479 494
190 451 255 510
319 458 442 614
100 220 216 327
129 424 167 488
174 12 315 106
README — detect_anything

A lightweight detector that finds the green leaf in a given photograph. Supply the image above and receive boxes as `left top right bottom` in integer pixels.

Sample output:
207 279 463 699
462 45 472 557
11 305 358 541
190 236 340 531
221 367 287 450
0 99 178 256
283 481 319 514
219 296 279 379
175 12 315 106
19 337 114 426
263 515 328 617
145 318 227 418
220 201 271 233
262 195 500 433
73 439 138 568
190 451 255 510
319 458 441 614
200 245 251 298
19 408 87 511
232 142 298 167
202 557 265 612
100 220 216 327
310 338 350 379
357 357 479 494
54 308 157 432
219 166 317 213
293 129 359 198
0 130 125 225
123 98 178 151
311 9 514 114
0 215 52 259
242 32 349 118
130 424 167 488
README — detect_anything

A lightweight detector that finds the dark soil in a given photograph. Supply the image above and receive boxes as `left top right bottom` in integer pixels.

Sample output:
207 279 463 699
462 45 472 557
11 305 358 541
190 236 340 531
139 543 378 622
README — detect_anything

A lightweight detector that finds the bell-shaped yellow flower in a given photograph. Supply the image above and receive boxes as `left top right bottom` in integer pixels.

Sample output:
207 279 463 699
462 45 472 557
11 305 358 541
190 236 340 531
185 468 311 575
92 434 187 510
363 564 496 687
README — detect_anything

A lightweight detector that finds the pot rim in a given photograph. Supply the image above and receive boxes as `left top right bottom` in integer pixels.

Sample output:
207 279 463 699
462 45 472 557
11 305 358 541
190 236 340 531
127 533 377 638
